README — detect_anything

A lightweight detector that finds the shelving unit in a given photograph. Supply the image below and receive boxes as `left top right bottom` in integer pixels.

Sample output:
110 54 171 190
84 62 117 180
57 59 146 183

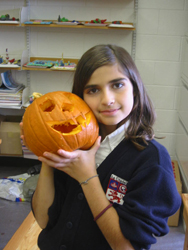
0 0 137 157
0 1 137 73
0 1 137 85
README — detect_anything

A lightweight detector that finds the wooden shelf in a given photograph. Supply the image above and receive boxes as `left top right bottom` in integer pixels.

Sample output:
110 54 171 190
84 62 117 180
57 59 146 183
21 22 135 31
0 23 20 26
0 66 21 70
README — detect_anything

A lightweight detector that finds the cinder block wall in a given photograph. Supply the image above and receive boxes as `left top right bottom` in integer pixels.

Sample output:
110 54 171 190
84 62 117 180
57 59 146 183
135 0 188 158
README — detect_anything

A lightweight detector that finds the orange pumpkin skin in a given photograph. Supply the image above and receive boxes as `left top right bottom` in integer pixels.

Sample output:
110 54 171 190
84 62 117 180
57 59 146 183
23 91 99 156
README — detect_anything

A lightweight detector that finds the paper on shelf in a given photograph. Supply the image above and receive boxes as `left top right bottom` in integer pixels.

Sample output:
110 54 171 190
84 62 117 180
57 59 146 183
108 24 134 28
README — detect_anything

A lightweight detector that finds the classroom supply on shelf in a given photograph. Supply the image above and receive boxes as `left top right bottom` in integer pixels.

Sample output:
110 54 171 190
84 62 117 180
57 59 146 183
24 59 77 70
29 92 43 104
24 20 53 25
0 71 25 107
25 60 54 68
0 13 19 22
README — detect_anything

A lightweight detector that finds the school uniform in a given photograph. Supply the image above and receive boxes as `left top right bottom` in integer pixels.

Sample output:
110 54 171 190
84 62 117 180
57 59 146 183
36 125 181 250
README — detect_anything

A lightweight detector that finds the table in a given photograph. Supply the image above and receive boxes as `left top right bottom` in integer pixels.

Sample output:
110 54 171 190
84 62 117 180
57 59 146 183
3 211 41 250
182 194 188 250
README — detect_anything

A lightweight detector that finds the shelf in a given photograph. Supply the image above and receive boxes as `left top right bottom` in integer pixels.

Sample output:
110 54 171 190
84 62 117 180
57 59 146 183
21 22 135 31
0 22 20 26
0 155 39 164
0 66 21 70
22 57 79 72
0 6 135 31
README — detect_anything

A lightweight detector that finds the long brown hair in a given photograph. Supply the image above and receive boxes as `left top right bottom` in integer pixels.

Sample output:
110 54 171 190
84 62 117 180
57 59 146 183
72 44 156 150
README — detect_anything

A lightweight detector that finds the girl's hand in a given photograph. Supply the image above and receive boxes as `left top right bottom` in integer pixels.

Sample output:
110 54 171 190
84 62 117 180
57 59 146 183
38 136 101 183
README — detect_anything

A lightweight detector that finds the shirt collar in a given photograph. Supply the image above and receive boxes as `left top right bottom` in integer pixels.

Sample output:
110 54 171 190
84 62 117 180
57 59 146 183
95 121 129 167
101 123 126 151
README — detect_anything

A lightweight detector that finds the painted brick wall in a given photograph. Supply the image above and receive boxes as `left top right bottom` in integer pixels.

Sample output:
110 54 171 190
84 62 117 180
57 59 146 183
135 0 188 157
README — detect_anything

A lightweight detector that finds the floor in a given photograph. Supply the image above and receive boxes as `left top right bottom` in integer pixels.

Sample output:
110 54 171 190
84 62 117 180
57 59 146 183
0 157 39 250
0 157 186 250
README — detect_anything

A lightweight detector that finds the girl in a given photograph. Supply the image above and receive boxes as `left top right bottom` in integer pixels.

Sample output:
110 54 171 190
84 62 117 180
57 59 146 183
26 45 181 250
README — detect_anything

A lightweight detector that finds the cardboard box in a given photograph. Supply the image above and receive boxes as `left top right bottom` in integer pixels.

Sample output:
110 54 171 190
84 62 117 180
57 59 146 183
167 160 182 226
0 122 22 156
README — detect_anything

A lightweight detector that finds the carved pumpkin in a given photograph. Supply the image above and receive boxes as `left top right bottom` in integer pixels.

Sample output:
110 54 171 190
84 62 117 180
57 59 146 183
23 91 99 156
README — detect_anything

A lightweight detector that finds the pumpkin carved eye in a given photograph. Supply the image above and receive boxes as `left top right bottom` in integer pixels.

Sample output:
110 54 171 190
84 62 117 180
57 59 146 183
40 99 55 112
62 103 74 113
23 91 99 156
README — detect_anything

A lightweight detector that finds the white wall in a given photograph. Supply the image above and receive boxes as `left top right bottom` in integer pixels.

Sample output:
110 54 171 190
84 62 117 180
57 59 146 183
135 0 188 158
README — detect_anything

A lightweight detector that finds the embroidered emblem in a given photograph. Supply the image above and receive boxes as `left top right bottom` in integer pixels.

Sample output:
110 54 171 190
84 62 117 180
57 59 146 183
106 174 128 205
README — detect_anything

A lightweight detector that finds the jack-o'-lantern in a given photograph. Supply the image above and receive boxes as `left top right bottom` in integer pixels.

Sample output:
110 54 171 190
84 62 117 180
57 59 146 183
23 91 99 156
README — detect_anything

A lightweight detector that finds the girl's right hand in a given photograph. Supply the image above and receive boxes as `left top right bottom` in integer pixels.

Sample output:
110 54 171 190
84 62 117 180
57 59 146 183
38 136 101 184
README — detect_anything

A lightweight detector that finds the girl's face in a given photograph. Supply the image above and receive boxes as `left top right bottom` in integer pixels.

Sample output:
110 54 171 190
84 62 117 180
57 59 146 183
83 64 134 134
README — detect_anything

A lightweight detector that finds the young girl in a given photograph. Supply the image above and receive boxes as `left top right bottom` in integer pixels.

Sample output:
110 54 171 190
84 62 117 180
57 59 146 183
27 44 181 250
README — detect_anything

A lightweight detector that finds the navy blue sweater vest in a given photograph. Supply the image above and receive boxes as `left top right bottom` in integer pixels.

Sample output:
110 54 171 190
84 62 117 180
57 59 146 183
36 139 181 250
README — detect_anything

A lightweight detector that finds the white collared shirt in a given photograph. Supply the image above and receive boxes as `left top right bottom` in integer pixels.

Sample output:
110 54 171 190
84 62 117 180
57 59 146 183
95 122 128 168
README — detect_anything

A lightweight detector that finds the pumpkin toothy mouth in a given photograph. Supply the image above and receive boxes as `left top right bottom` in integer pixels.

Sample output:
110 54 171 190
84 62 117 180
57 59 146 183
52 123 79 134
48 113 91 135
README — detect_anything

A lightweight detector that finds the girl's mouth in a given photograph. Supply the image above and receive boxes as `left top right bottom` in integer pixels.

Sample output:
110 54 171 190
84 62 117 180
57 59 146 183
100 108 120 115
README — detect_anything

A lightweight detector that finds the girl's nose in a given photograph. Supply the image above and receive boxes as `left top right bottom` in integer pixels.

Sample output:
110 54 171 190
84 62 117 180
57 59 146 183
101 91 115 106
107 99 115 106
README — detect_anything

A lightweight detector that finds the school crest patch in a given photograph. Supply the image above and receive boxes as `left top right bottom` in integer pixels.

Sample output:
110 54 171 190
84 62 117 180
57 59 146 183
106 174 128 205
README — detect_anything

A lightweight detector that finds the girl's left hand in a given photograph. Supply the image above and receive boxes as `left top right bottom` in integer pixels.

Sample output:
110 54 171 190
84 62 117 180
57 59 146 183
38 136 101 184
20 121 30 150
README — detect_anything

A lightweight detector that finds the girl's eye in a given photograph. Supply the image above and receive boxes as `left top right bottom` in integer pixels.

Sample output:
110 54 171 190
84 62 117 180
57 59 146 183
86 88 99 94
113 83 124 89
